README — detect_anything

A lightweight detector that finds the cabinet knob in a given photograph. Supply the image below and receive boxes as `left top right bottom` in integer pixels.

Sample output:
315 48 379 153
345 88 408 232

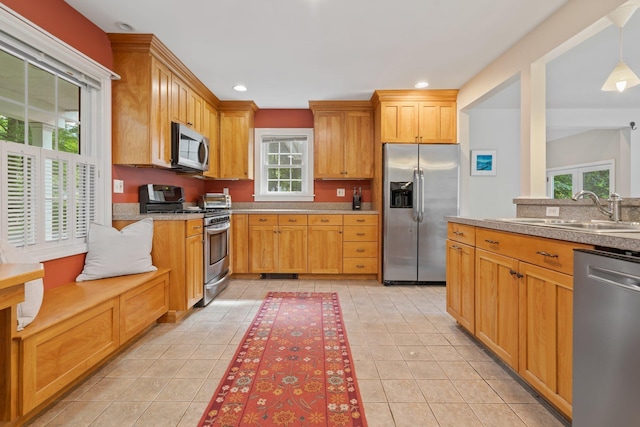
453 231 464 236
187 122 193 126
419 136 423 142
415 136 419 142
259 218 267 222
450 245 461 251
509 269 517 276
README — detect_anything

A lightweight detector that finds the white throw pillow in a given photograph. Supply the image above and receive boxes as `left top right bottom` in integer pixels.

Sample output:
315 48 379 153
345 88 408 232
0 240 44 331
76 218 157 281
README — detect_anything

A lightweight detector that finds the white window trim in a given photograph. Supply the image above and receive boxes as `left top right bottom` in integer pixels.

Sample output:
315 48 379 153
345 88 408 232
546 159 615 198
0 5 118 262
254 128 314 202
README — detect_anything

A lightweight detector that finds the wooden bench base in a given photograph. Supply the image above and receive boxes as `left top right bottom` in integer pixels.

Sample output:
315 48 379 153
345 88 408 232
5 268 170 426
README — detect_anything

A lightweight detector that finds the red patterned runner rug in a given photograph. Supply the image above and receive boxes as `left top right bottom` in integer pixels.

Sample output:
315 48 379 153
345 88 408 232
198 292 367 426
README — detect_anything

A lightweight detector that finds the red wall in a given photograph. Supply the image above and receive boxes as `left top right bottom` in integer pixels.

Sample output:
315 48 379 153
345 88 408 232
2 0 113 69
2 1 113 288
113 166 205 203
205 109 372 203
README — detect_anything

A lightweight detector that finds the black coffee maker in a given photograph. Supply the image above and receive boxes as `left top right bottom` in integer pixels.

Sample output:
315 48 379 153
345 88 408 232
352 187 362 210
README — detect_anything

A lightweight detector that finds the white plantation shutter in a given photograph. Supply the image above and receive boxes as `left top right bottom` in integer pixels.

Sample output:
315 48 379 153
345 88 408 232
5 146 38 247
43 156 69 242
75 161 97 238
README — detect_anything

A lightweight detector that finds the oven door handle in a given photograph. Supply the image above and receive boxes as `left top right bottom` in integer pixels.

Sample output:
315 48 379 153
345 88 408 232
205 222 230 234
205 270 230 290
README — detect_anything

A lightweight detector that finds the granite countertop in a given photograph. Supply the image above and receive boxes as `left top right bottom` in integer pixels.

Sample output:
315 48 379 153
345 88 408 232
113 212 205 221
231 209 378 215
446 216 640 252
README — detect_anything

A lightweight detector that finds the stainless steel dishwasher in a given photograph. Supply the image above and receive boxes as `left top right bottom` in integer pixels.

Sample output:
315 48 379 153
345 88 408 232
573 248 640 427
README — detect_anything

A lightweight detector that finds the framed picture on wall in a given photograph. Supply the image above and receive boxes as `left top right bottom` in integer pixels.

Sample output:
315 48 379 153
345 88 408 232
471 150 497 176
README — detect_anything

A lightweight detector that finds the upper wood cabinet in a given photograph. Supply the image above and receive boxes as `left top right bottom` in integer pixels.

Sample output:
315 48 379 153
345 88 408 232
371 90 458 144
108 34 220 168
219 101 258 180
202 102 219 179
309 101 374 179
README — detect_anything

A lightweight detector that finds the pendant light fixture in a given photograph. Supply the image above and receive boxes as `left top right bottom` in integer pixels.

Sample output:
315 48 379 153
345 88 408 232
602 4 640 92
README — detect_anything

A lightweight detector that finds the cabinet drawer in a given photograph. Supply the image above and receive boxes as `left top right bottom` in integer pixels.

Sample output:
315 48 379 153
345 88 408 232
278 214 308 225
476 227 592 274
343 258 377 274
448 223 475 246
186 219 204 237
343 242 378 258
308 214 343 226
249 214 278 226
344 214 378 226
343 226 378 241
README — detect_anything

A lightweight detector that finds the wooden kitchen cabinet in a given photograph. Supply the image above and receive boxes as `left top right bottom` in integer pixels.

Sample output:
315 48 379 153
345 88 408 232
219 101 258 179
518 262 574 418
248 215 307 273
109 34 221 169
202 102 219 178
113 218 204 322
445 223 476 333
308 215 343 274
370 90 458 144
111 46 172 167
475 247 520 369
230 214 249 274
186 231 204 308
309 101 374 179
343 214 378 274
472 226 591 419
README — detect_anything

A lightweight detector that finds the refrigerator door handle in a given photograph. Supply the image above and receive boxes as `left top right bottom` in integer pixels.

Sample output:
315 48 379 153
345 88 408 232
418 168 425 223
412 168 419 222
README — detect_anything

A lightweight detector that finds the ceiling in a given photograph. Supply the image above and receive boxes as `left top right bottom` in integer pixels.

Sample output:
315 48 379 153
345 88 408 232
65 0 568 108
477 4 640 111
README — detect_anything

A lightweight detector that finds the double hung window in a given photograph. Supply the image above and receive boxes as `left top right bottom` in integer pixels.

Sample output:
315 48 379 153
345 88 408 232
0 12 114 261
254 128 314 201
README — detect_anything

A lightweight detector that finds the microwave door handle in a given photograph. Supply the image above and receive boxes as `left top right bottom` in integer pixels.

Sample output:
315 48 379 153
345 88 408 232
200 138 209 167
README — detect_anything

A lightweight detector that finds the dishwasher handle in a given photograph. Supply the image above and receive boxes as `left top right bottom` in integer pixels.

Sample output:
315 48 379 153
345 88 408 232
589 266 640 291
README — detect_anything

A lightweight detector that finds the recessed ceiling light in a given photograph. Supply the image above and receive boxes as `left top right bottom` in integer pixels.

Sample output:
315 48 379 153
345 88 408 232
414 81 429 89
233 84 247 92
116 22 136 32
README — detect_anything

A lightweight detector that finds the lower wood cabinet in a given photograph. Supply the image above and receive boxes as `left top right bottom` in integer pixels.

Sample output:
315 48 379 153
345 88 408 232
248 215 308 273
113 218 203 322
445 222 592 420
446 239 475 333
343 215 378 274
231 214 249 274
308 215 343 274
475 248 520 369
231 213 378 276
518 262 574 418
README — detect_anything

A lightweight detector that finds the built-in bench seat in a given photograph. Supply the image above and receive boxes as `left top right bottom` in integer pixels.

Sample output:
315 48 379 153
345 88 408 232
9 268 170 424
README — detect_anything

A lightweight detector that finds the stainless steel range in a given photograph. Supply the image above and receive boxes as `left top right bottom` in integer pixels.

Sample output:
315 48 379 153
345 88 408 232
196 193 231 306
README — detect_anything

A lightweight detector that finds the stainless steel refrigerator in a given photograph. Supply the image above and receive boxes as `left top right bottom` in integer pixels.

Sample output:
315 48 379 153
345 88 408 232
383 143 459 285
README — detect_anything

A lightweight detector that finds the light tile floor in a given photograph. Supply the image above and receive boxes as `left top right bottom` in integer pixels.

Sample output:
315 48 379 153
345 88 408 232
27 279 570 427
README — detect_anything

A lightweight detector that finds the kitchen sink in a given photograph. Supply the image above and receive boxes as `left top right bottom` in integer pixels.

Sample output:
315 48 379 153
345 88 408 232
492 218 640 233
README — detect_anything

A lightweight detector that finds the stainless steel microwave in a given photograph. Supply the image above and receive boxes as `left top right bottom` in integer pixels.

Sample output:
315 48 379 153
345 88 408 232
171 122 209 172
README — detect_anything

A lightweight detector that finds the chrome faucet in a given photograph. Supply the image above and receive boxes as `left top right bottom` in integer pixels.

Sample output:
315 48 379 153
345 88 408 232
572 190 623 222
